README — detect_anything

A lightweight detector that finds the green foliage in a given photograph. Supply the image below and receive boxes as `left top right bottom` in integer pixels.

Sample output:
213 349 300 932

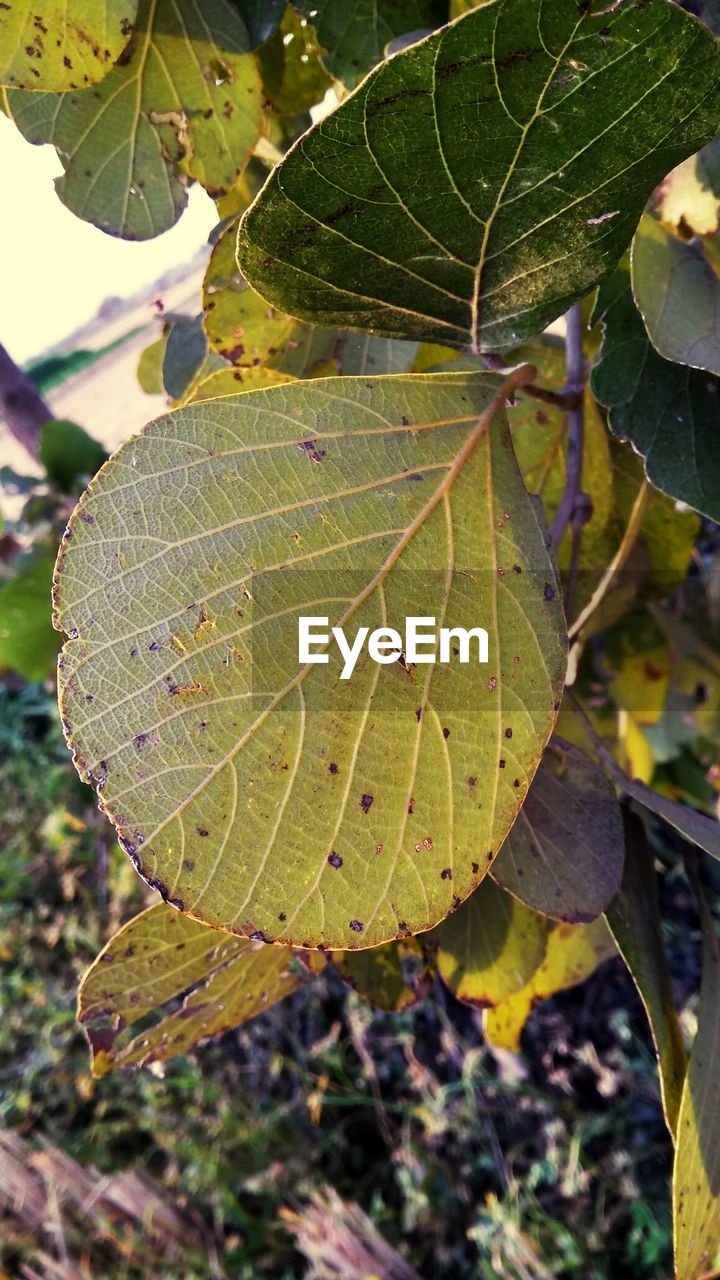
5 2 720 1271
5 0 263 238
295 0 448 87
0 547 60 681
592 262 720 522
632 213 720 374
237 0 720 350
606 811 687 1139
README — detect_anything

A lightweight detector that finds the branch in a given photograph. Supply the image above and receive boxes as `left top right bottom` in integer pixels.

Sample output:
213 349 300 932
549 304 590 616
0 342 54 459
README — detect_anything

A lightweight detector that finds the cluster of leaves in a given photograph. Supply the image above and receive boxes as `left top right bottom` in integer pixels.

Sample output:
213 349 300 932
4 3 720 1277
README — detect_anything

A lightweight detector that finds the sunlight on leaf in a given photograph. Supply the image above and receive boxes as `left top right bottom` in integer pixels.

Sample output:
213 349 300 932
0 0 137 91
492 737 624 924
484 917 616 1052
433 877 548 1007
53 370 566 950
6 0 262 239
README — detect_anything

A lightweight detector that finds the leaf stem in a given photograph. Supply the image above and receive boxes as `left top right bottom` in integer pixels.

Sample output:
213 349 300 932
550 306 588 603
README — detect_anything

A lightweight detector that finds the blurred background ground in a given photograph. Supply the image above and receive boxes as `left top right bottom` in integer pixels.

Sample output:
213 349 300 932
0 679 700 1279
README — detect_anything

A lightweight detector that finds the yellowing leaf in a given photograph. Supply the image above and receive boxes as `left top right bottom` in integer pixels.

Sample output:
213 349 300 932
78 902 304 1075
606 811 686 1139
433 878 548 1007
54 370 567 951
0 1 137 92
484 918 616 1052
656 136 720 238
673 876 720 1279
492 738 624 924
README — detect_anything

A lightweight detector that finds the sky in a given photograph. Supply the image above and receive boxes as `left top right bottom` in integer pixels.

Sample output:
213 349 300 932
0 115 218 364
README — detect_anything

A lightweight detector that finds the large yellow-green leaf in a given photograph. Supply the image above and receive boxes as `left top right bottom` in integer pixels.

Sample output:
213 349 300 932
237 0 720 352
492 738 624 924
433 877 548 1007
632 214 720 375
606 811 686 1140
53 370 566 951
6 0 262 239
334 937 431 1010
484 918 616 1052
78 902 304 1075
0 1 137 91
673 877 720 1280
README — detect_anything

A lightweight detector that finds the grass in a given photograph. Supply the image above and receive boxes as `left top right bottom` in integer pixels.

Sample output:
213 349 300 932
0 682 692 1279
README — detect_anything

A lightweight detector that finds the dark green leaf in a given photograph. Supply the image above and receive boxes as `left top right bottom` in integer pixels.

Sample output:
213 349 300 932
591 263 720 522
296 0 447 87
606 810 686 1139
53 370 567 951
492 738 624 924
163 317 209 401
620 775 720 863
232 0 285 48
238 0 720 351
78 902 304 1074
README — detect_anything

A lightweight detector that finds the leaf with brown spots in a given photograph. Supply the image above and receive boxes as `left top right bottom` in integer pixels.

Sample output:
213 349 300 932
54 369 566 950
78 902 304 1075
5 0 262 239
0 0 137 92
238 0 720 350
